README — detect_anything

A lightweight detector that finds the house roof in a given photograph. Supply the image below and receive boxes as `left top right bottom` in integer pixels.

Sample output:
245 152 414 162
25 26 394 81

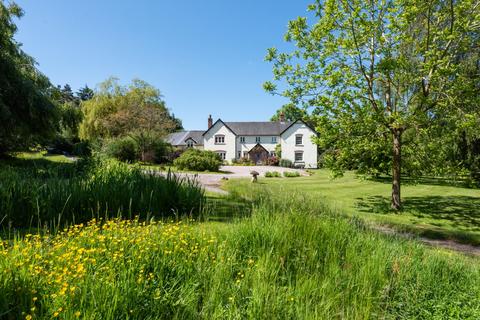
223 121 293 136
166 130 204 146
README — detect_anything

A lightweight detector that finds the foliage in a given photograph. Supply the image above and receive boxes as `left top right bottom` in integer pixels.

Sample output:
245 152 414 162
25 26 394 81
270 103 307 122
0 158 204 228
232 157 254 166
279 158 292 168
0 1 59 154
264 0 480 209
264 171 281 177
102 137 138 162
79 78 180 142
274 144 282 158
173 149 222 172
283 171 300 178
1 194 480 319
264 156 279 166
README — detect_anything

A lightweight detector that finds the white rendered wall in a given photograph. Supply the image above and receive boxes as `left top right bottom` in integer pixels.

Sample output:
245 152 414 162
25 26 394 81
203 122 237 162
236 136 279 158
280 122 318 168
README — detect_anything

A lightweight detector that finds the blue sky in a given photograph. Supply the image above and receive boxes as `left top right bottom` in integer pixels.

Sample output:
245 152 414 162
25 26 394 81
14 0 311 130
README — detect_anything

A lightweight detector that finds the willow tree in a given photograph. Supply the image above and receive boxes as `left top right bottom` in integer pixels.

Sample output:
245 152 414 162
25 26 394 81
264 0 479 210
0 1 58 154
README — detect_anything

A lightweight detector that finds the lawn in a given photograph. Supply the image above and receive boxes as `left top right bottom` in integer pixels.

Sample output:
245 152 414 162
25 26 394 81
225 170 480 245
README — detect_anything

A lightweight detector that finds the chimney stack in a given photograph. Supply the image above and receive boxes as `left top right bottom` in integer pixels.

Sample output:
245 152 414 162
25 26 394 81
208 114 213 129
279 112 285 123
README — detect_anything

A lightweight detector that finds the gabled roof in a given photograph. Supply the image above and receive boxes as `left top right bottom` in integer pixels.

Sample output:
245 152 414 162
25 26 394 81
279 119 318 136
166 130 204 146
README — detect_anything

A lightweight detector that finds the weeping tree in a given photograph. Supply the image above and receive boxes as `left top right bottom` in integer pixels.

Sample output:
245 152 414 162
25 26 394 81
264 0 479 210
0 1 58 154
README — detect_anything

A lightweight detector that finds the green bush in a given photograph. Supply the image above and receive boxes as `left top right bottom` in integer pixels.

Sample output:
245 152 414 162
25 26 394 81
103 137 138 162
265 171 281 178
72 141 91 157
173 149 222 171
0 158 205 228
283 171 300 177
279 158 292 168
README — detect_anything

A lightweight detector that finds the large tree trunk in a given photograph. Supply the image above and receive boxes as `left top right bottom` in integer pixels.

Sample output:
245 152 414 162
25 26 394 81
391 129 402 211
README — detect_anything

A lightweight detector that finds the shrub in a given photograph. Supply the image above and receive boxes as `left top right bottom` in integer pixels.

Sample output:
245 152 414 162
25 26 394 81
72 141 91 157
103 137 138 162
265 171 281 178
283 171 300 177
232 157 254 166
173 149 222 171
152 140 172 164
279 158 293 168
265 156 279 166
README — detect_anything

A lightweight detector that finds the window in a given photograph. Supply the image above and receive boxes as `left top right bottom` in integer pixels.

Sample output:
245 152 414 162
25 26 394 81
255 137 261 143
295 151 303 162
243 151 249 158
215 135 225 144
217 151 226 160
240 136 245 143
271 136 277 143
295 134 303 145
186 140 194 148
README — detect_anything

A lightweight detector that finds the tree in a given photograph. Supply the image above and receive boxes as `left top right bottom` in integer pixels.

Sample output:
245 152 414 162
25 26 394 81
271 103 308 122
77 85 94 101
264 0 479 210
0 1 58 154
79 78 180 160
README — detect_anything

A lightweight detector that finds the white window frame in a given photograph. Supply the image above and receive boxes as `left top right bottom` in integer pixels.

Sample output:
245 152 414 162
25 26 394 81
294 151 303 162
255 136 261 143
186 140 194 148
240 136 245 143
271 136 277 143
295 134 303 146
216 151 226 160
215 135 225 144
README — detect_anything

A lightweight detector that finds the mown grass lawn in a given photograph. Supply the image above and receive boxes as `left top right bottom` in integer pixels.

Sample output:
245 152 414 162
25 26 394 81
224 170 480 245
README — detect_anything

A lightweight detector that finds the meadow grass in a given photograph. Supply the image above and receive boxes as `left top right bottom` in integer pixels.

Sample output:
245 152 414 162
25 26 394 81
0 157 204 229
0 193 479 319
224 170 480 245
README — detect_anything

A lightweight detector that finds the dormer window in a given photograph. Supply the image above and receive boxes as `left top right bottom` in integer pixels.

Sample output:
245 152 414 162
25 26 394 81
295 134 303 146
215 135 225 144
186 140 194 148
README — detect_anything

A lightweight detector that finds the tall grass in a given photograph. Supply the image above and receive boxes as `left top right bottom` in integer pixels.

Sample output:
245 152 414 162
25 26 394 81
0 158 204 229
0 192 479 319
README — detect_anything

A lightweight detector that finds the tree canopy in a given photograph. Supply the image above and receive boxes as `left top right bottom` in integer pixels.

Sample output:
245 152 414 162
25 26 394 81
265 0 480 209
79 78 181 141
0 1 58 154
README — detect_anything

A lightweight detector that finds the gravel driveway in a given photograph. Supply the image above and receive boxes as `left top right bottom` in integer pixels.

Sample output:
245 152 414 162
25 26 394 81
168 166 307 194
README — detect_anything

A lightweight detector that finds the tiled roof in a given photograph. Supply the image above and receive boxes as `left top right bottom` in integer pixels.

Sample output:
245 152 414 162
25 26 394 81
166 130 204 146
224 121 293 136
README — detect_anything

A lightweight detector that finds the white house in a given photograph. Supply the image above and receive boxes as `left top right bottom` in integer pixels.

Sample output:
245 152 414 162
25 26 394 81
167 115 318 168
